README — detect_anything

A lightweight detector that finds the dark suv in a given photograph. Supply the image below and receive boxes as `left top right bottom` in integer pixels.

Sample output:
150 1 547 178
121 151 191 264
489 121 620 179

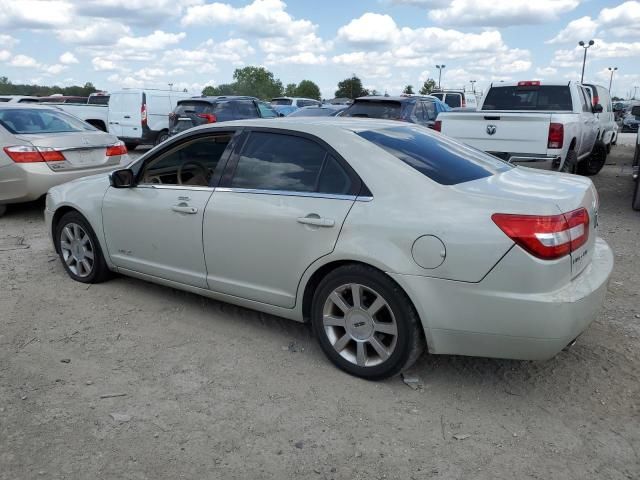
169 96 278 137
340 95 450 129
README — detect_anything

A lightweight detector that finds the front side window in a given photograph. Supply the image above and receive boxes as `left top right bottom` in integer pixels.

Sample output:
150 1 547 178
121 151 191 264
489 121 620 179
358 126 512 185
0 108 95 134
422 101 437 121
139 134 232 186
257 102 278 118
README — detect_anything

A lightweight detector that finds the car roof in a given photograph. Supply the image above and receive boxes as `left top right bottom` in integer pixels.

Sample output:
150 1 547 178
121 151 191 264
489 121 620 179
354 95 439 103
179 96 257 104
0 103 60 110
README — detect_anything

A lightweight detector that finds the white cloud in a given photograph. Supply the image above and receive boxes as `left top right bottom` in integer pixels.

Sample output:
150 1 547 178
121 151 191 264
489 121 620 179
265 52 327 65
536 66 558 76
59 52 79 64
338 13 399 45
56 19 131 45
9 54 40 68
162 38 254 71
0 50 11 61
552 38 640 68
428 0 581 27
0 0 73 28
598 1 640 39
43 64 67 75
92 56 121 71
116 30 186 51
0 34 18 48
76 0 202 24
546 16 597 44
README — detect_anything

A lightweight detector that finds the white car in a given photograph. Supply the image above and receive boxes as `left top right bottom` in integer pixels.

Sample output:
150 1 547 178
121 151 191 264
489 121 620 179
437 81 604 175
45 118 613 379
271 97 321 108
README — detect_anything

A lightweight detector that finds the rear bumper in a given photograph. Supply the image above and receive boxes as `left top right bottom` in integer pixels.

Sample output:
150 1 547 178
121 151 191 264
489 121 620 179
0 162 121 205
488 152 561 169
390 238 614 361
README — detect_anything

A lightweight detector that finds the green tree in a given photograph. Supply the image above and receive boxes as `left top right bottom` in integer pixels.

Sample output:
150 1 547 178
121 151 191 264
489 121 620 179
202 83 236 96
232 66 283 99
284 83 297 96
0 77 100 97
335 75 369 99
295 80 321 100
403 85 414 94
370 89 379 96
419 78 437 95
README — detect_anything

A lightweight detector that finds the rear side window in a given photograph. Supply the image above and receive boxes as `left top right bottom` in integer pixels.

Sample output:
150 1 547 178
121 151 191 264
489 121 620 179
213 102 236 121
342 100 406 120
422 101 437 120
482 86 572 111
257 102 278 118
234 100 259 119
358 126 512 185
271 98 292 105
0 98 9 102
297 99 319 107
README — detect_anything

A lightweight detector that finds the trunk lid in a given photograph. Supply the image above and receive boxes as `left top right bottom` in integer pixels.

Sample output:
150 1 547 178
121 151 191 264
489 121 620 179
440 112 552 155
17 131 123 171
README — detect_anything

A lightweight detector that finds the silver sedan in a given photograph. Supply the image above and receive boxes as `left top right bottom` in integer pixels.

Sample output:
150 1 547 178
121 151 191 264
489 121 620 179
0 104 128 216
44 118 614 379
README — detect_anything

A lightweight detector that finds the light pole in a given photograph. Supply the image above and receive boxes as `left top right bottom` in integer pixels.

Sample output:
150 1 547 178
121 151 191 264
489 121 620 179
608 67 617 92
578 40 594 84
168 83 173 91
435 65 445 89
470 80 476 93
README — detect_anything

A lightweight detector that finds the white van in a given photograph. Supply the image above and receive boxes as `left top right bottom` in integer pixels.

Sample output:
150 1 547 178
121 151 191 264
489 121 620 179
583 83 617 152
108 89 192 149
430 90 478 110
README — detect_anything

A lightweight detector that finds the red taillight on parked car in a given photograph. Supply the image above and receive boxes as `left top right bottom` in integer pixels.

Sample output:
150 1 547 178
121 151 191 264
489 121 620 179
197 113 217 123
3 145 65 163
592 96 599 106
434 120 442 132
106 141 128 156
492 207 589 260
517 81 541 87
548 122 564 149
141 103 148 126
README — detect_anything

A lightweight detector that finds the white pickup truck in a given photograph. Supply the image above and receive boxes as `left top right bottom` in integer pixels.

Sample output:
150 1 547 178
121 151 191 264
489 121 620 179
42 103 109 133
436 81 607 175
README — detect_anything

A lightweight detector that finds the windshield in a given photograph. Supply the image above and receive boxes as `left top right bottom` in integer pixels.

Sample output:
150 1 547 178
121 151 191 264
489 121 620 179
482 86 572 111
271 98 293 105
0 108 96 134
358 125 511 185
342 100 406 120
443 94 461 108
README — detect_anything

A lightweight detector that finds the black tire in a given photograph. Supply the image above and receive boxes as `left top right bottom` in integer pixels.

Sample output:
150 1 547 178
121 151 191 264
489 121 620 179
633 178 640 211
125 143 137 151
55 211 111 284
311 264 425 380
560 149 578 174
155 130 169 146
577 141 607 176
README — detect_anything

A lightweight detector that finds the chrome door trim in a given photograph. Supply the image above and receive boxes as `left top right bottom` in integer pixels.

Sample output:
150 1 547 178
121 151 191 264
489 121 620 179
137 184 214 192
214 187 372 202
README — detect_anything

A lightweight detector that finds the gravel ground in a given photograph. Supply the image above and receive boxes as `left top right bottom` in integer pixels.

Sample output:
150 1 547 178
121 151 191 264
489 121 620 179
1 138 638 479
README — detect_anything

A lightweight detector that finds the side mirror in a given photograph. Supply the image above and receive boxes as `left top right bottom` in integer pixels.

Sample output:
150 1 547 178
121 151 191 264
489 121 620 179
593 103 603 113
110 168 135 188
632 106 640 116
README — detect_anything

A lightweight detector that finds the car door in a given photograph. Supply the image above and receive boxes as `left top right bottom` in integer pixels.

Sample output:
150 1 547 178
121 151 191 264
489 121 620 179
202 130 360 308
102 132 237 287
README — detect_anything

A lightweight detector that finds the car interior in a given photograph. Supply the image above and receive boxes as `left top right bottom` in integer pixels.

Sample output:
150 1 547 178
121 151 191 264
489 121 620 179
140 134 232 186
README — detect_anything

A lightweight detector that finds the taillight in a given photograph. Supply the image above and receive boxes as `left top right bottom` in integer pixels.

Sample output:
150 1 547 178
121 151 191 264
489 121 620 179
593 96 599 106
3 145 65 163
106 141 128 157
492 207 589 260
548 123 564 149
517 81 541 86
434 120 442 132
141 103 148 126
461 97 466 107
197 113 217 123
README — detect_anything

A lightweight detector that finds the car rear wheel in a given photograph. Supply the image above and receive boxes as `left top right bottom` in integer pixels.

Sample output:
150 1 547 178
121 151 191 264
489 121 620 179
561 150 578 174
577 141 607 176
125 143 137 151
55 211 111 284
0 205 6 217
155 130 169 146
311 264 425 380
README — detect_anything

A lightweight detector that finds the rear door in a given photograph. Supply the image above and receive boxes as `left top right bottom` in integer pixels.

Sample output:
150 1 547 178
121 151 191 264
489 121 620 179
111 92 142 139
577 87 597 156
146 92 171 133
202 130 359 308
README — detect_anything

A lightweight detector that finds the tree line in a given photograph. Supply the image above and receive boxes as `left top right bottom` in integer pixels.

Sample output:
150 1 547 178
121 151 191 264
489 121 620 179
0 76 99 97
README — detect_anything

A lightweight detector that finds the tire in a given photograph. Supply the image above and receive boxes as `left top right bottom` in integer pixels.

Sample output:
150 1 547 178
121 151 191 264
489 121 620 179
155 130 169 146
125 143 137 151
311 264 425 380
0 204 6 217
633 178 640 211
55 211 111 284
577 141 607 176
560 149 578 174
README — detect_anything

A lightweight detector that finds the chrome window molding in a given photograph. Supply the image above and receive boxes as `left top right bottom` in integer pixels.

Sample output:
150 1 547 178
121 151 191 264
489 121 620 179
215 187 372 202
137 184 214 192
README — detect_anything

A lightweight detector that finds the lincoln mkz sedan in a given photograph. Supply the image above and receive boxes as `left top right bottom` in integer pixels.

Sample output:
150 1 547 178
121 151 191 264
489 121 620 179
45 118 614 379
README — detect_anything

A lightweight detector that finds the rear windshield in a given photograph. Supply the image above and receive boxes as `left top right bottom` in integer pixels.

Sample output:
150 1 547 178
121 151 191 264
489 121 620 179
358 126 512 185
442 94 461 108
271 98 293 105
88 95 110 105
482 86 572 111
0 108 96 134
175 101 213 115
342 100 406 120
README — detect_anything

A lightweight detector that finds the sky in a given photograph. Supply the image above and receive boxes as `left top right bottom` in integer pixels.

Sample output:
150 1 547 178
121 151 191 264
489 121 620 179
0 0 639 99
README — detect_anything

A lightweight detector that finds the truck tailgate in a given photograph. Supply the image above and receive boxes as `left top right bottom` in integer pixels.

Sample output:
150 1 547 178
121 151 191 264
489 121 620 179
440 112 552 154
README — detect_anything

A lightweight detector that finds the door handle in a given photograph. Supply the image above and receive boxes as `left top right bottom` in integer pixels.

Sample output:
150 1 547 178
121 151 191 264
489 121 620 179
297 215 335 227
124 115 131 119
109 122 119 125
172 205 198 214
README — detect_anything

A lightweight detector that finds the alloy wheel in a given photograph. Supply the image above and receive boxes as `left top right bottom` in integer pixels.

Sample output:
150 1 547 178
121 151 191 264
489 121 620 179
322 283 398 367
59 223 95 278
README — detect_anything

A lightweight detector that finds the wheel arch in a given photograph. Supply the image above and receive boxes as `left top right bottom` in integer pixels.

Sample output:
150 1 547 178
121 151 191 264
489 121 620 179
51 205 81 253
568 137 577 150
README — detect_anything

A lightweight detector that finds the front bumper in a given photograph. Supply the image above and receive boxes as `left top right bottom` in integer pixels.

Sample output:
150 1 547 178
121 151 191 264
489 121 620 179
390 238 614 360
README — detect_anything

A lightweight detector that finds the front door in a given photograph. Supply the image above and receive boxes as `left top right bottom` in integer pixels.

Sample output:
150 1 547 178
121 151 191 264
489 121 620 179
102 133 234 287
203 130 360 308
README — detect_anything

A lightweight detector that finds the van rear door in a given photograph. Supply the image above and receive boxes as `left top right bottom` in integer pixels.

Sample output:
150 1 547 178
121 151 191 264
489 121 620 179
146 92 171 133
109 92 142 139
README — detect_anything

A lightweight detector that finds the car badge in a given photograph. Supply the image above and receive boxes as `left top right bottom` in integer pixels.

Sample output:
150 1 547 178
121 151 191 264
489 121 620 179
486 124 497 135
82 137 90 145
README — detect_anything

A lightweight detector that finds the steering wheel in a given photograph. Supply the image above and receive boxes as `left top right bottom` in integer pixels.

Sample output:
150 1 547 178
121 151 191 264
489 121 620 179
177 160 210 185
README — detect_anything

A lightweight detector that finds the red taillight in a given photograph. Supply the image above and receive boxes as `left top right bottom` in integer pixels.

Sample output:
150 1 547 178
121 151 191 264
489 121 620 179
492 207 589 260
3 145 65 163
141 103 148 126
548 122 564 149
461 97 466 107
592 96 599 106
518 81 541 86
197 113 217 124
106 141 128 157
434 120 442 132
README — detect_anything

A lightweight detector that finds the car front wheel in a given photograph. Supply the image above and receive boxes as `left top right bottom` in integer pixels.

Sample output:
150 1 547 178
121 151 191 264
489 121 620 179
55 211 111 283
311 264 425 380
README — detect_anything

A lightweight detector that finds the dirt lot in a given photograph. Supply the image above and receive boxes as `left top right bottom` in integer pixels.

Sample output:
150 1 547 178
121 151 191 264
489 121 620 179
1 139 639 480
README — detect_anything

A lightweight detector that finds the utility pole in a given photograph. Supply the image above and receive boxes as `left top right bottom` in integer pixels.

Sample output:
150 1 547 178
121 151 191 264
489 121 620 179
578 40 594 83
608 67 617 92
470 80 476 93
435 65 446 89
168 83 173 91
